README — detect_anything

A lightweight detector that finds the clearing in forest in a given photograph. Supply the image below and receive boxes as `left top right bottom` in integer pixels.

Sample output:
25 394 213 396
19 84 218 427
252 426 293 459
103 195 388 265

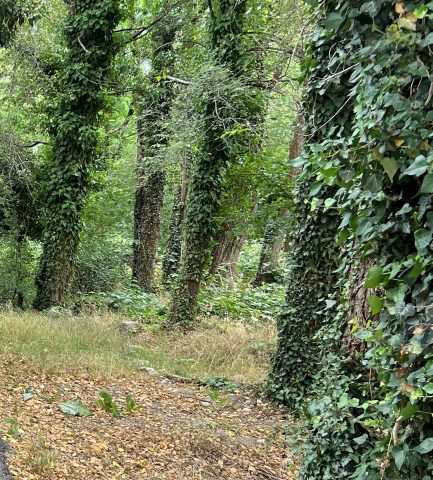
0 313 297 479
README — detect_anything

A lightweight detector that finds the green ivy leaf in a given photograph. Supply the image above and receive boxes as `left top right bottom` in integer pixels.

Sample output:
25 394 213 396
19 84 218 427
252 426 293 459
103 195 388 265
364 266 384 288
414 5 428 18
59 399 91 417
367 295 384 315
353 434 368 445
379 157 398 181
394 448 406 471
420 173 433 193
415 437 433 454
423 383 433 394
324 12 344 31
403 155 427 176
414 229 432 254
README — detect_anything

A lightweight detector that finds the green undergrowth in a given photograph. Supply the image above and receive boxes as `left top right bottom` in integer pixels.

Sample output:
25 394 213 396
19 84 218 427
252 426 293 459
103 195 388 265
82 278 285 325
0 309 275 384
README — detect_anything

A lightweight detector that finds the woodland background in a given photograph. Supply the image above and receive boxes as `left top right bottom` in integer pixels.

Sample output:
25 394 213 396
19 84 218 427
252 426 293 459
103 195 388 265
1 0 433 479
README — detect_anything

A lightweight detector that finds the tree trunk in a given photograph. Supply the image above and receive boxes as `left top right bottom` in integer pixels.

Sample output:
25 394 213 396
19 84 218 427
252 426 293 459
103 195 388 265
269 187 340 406
253 208 288 286
132 133 166 292
166 0 257 328
162 173 189 282
223 234 247 279
34 0 121 310
343 258 382 355
131 11 177 292
209 222 233 275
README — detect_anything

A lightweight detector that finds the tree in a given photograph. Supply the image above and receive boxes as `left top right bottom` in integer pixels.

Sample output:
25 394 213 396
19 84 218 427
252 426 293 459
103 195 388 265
166 0 258 327
132 4 178 292
33 0 122 309
278 1 433 477
162 170 189 282
254 128 302 286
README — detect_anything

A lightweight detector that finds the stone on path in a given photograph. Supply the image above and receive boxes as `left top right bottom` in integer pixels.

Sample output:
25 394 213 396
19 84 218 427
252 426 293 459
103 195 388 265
0 437 12 480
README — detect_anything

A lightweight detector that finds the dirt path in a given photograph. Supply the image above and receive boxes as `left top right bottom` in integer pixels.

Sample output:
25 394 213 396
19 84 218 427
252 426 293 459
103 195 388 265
0 356 297 479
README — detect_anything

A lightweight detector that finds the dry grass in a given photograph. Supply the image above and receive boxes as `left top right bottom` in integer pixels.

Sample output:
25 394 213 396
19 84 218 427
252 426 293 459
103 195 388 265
0 310 275 384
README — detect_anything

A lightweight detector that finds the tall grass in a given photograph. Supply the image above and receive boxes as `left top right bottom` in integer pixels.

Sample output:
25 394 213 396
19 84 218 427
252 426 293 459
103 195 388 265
0 310 275 384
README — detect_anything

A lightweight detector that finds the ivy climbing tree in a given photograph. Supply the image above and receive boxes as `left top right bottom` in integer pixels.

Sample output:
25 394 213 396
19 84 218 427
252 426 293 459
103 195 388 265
132 4 178 292
275 0 433 477
33 0 122 309
166 0 259 327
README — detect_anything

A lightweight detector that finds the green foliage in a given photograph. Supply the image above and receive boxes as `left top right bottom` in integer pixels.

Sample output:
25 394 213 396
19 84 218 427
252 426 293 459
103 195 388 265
97 390 120 418
199 376 238 392
204 387 230 410
125 395 140 413
289 0 433 478
0 0 22 46
59 399 91 417
96 289 168 322
268 185 340 408
34 0 122 309
5 418 21 439
198 280 285 322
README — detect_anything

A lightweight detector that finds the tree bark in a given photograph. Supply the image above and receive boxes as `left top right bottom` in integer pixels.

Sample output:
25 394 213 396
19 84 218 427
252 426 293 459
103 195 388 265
209 222 233 275
253 208 288 286
131 10 177 292
162 172 189 282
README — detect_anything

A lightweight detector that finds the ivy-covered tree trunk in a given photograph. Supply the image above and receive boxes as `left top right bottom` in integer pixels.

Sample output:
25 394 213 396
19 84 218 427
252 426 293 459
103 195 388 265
132 13 177 292
253 208 287 286
268 193 340 405
166 0 253 327
33 0 121 310
162 172 189 282
294 1 433 478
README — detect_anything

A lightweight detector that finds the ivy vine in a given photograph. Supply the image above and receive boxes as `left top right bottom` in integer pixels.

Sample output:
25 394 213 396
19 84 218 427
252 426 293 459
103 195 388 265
282 0 433 478
34 0 122 309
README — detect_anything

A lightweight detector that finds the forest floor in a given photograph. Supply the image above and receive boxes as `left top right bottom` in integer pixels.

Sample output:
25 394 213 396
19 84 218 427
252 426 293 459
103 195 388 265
0 312 298 479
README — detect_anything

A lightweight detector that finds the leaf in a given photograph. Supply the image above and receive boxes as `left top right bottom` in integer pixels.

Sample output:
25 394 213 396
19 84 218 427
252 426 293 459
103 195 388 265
379 157 398 181
368 295 385 315
420 173 433 193
324 198 336 209
414 437 433 454
403 155 427 176
414 229 432 254
353 434 368 445
393 137 405 147
423 383 433 394
23 387 34 401
59 399 91 417
395 2 405 14
324 12 344 31
398 15 417 31
364 266 384 289
394 448 406 470
399 403 419 420
414 5 428 18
